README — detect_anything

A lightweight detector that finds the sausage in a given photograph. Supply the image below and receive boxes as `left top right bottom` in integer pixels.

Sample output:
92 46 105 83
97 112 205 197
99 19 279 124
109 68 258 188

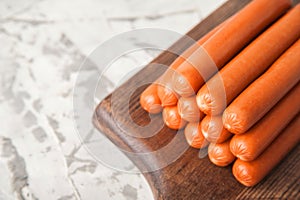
201 115 233 144
140 84 162 114
157 20 227 106
162 105 187 130
157 69 179 107
171 0 291 97
178 96 204 122
232 115 300 187
197 7 300 115
184 122 209 149
229 83 300 161
223 37 300 134
208 139 236 167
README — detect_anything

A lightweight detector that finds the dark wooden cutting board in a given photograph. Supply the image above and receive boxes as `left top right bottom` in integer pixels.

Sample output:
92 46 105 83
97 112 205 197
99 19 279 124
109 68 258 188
93 0 300 199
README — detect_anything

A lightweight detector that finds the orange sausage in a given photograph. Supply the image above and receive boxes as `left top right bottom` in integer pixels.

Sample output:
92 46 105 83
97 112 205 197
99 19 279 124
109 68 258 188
208 139 236 167
157 70 179 107
141 45 191 110
162 105 187 130
178 96 204 122
184 122 209 149
230 83 300 161
223 38 300 134
140 84 162 114
157 20 227 106
201 115 233 144
172 0 291 97
197 6 300 115
232 115 300 187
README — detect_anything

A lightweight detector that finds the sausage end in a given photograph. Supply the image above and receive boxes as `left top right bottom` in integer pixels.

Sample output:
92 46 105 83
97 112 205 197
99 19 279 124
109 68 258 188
230 136 255 161
197 92 214 115
223 112 244 134
172 73 195 97
232 159 257 187
157 85 178 107
208 143 235 167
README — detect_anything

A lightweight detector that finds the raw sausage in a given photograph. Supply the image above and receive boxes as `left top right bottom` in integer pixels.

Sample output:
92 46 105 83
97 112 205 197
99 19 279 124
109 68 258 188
223 38 300 134
157 20 226 106
197 6 300 115
201 115 233 144
208 139 236 167
178 96 204 122
172 0 291 97
184 122 209 149
230 83 300 161
232 115 300 187
163 105 187 130
140 84 162 114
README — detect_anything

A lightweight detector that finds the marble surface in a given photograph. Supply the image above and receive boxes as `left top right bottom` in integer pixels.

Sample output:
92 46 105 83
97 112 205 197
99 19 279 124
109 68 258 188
0 0 225 199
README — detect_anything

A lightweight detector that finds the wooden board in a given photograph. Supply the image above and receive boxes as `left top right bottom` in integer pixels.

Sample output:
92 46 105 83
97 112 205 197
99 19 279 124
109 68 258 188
93 0 300 199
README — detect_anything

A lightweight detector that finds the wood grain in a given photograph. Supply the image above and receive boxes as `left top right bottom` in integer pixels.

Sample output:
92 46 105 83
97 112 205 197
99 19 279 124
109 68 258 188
93 0 300 199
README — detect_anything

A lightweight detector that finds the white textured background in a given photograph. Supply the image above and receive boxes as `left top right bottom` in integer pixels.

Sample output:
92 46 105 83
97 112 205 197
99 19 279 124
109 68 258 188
0 0 225 199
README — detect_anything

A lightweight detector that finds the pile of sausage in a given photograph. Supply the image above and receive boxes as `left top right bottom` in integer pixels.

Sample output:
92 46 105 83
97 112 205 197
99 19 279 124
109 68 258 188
140 0 300 187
